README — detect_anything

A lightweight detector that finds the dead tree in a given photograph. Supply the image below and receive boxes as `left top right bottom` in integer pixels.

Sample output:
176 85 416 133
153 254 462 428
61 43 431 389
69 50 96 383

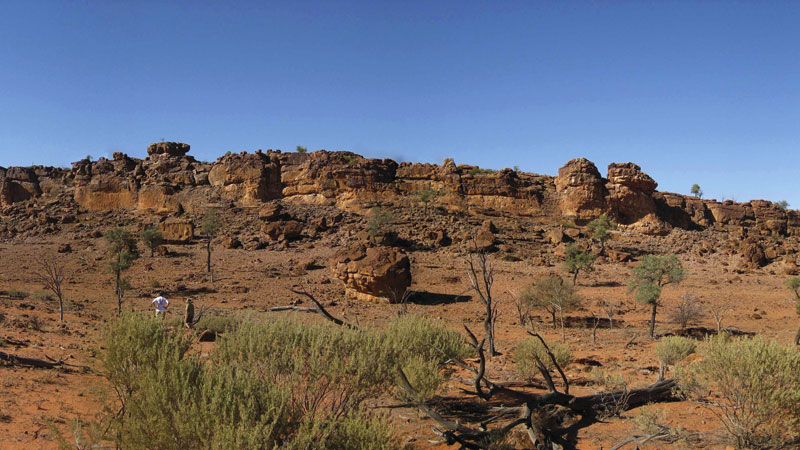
271 288 679 449
36 256 68 321
464 250 498 356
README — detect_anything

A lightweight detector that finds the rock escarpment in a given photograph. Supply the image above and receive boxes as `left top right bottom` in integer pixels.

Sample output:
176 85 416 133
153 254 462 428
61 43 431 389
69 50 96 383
1 142 798 240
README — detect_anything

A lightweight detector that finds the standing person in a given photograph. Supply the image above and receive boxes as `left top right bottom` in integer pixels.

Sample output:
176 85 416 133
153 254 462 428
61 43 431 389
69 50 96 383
184 297 195 328
152 293 169 319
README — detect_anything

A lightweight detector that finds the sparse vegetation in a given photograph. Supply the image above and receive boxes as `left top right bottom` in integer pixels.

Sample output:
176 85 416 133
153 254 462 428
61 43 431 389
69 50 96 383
563 242 594 285
201 210 222 282
776 200 790 211
654 336 695 380
366 207 395 243
296 145 308 153
139 227 163 257
513 337 570 381
788 277 800 344
520 275 581 341
465 250 499 356
669 293 704 330
36 256 68 321
105 228 138 316
690 184 703 199
587 214 616 255
413 187 440 216
629 254 685 338
678 335 800 448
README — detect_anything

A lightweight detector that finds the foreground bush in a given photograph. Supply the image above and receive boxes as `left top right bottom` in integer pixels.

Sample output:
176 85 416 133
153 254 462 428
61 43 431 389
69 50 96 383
96 313 472 449
678 335 800 448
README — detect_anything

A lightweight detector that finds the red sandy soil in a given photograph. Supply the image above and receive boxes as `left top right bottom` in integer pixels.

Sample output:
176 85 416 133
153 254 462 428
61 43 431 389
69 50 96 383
0 231 793 449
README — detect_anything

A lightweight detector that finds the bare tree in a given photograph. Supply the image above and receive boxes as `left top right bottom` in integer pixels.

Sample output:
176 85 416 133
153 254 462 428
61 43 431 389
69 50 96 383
709 302 733 334
464 249 498 357
598 299 619 329
36 257 68 321
669 294 704 330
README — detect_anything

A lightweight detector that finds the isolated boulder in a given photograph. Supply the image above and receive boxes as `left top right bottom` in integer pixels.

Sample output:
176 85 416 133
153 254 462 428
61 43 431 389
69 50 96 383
262 220 303 242
330 246 412 303
158 218 194 243
741 242 766 268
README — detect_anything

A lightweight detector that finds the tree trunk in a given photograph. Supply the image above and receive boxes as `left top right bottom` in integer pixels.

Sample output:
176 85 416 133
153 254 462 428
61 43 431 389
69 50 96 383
58 296 63 322
115 268 122 317
551 310 557 329
649 303 657 338
485 302 497 356
572 270 578 286
560 310 566 343
206 239 213 283
794 327 800 346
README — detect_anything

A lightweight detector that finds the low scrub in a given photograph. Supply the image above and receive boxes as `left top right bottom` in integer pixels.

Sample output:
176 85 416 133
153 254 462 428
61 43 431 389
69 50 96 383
678 335 800 448
89 313 472 448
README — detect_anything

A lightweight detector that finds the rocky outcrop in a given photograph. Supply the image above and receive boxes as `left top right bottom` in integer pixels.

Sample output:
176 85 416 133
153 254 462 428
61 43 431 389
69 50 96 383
330 246 412 303
1 142 798 241
554 158 607 222
208 151 282 203
605 162 658 224
147 142 190 158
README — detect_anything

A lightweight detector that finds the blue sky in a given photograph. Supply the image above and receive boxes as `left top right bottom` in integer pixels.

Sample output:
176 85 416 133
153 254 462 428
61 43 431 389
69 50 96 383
1 1 798 205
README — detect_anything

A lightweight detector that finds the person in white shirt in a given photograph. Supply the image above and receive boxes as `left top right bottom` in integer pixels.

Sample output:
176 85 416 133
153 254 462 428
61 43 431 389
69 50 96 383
152 294 169 319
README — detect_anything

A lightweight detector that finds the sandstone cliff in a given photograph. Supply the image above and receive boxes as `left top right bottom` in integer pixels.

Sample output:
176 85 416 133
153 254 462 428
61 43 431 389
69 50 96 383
1 142 797 240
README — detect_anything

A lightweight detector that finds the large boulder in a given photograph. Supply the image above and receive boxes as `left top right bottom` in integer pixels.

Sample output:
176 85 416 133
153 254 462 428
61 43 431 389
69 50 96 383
158 218 194 243
330 246 412 303
261 220 303 242
554 158 607 222
740 241 766 268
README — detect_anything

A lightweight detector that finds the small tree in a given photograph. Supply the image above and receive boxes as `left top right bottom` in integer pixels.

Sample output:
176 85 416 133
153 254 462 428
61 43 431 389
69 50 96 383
367 207 395 243
690 184 703 199
413 187 440 216
788 277 800 345
776 200 790 211
296 145 308 153
523 275 582 342
140 227 163 257
105 228 138 316
563 243 594 285
201 211 222 283
629 255 685 338
586 215 616 255
464 250 499 356
36 257 68 321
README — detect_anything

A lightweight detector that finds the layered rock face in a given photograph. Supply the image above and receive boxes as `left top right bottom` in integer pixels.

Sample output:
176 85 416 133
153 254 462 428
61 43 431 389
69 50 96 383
1 142 798 238
330 246 412 303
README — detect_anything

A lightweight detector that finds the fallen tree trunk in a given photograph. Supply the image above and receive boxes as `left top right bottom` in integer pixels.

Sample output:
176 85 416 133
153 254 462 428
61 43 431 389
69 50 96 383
0 351 66 369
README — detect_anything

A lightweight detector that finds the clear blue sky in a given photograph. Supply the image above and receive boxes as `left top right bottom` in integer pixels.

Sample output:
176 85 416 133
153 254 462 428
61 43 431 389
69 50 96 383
1 1 798 205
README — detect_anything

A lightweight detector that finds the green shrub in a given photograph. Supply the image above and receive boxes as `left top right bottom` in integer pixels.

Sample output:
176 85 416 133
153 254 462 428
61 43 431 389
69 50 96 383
513 337 570 381
101 314 406 449
6 289 29 299
678 335 800 448
654 336 696 366
194 314 239 334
